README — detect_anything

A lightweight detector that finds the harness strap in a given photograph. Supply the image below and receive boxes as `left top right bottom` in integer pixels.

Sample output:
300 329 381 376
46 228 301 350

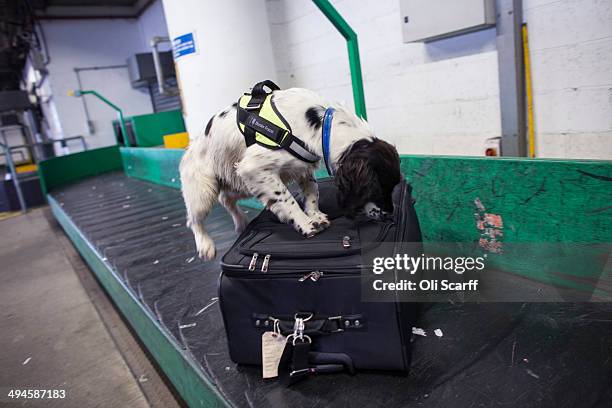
237 80 321 164
238 107 319 163
251 80 280 100
237 108 288 146
241 81 279 146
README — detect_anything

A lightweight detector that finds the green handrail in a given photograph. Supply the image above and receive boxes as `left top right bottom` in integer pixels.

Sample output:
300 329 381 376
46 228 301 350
70 89 131 147
312 0 367 119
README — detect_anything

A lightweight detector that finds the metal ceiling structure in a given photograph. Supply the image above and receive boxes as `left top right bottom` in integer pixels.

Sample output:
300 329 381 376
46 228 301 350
0 0 154 90
31 0 153 19
0 1 42 90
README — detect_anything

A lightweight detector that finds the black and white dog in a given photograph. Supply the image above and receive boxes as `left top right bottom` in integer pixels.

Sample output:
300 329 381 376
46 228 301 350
180 87 400 260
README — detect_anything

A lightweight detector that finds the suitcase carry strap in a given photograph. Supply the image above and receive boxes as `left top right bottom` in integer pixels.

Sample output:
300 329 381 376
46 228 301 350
277 314 356 386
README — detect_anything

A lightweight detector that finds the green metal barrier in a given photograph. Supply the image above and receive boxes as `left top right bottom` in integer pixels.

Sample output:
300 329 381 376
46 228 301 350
122 147 183 188
38 145 123 195
400 156 612 291
115 111 186 147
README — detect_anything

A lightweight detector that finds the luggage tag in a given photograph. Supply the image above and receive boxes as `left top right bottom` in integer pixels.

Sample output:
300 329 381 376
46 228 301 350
262 318 286 378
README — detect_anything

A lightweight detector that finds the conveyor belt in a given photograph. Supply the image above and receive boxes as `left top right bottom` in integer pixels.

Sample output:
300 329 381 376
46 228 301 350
51 172 612 408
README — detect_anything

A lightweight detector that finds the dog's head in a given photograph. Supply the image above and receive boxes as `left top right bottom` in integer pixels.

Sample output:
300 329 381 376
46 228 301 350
335 138 400 219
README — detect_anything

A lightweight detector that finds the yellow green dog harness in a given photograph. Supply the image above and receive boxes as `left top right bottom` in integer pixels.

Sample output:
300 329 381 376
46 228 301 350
236 80 320 163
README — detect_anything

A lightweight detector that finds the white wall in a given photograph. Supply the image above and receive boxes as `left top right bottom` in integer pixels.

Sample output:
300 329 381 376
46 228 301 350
162 0 277 139
265 0 612 159
525 0 612 159
266 0 500 156
37 0 171 150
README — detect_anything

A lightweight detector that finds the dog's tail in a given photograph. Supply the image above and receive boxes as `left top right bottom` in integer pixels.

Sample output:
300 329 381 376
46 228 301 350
180 148 219 260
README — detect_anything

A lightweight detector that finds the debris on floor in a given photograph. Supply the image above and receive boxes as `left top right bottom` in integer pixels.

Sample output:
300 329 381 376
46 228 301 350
412 327 427 337
526 369 540 379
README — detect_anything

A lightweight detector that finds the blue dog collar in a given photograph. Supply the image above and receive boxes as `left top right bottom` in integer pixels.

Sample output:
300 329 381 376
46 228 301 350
322 107 335 177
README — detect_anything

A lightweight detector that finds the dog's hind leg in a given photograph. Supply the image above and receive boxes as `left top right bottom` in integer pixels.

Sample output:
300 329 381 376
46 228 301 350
218 190 248 234
180 152 219 260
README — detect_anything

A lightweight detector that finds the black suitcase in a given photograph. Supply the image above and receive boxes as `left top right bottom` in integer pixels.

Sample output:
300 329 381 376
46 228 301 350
219 177 422 378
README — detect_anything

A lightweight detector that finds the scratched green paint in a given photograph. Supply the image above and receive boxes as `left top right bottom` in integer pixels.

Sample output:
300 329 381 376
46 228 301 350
399 155 611 243
399 155 611 294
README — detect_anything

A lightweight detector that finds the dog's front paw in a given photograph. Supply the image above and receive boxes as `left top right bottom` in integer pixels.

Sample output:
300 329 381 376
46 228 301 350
196 236 217 260
299 217 329 238
309 211 330 232
302 223 319 238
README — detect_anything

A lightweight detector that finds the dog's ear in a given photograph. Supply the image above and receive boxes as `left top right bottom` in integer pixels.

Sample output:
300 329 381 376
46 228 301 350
367 139 401 211
336 141 383 218
336 139 400 216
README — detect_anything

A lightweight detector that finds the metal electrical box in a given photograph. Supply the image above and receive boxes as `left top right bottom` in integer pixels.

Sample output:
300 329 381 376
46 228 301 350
127 52 175 88
400 0 496 43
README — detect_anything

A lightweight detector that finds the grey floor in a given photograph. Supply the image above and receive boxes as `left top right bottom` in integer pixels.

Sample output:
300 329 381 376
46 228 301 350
0 208 180 408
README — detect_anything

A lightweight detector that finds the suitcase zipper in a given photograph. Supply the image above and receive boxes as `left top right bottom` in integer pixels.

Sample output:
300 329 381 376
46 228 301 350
298 270 323 282
342 236 351 248
248 252 259 271
220 263 363 277
238 223 393 259
261 254 271 272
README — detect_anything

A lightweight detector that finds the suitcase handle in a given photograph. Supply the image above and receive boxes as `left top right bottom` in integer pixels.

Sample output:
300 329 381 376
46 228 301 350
253 314 365 334
309 351 355 375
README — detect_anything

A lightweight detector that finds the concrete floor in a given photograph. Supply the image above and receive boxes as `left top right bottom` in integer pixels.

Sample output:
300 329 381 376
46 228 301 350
0 208 181 408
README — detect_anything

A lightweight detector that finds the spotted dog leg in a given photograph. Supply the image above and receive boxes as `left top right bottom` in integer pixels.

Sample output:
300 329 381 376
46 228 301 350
298 173 329 232
237 169 320 238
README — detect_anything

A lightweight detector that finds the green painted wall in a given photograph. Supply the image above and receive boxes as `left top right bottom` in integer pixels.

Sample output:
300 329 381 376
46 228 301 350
38 145 123 195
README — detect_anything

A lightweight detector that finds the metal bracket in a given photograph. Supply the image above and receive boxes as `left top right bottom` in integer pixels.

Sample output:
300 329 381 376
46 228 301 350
496 0 527 156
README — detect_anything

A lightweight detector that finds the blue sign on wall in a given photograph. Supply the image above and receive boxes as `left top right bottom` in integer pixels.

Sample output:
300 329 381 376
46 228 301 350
172 32 196 59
